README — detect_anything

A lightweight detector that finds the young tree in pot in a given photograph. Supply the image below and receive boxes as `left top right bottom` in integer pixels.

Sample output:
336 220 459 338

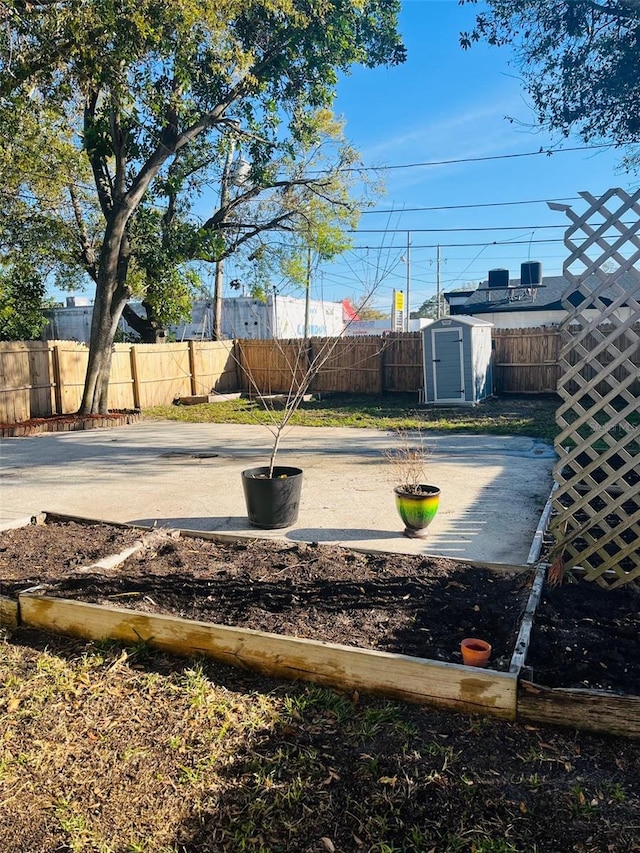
238 230 401 530
239 348 312 530
385 431 440 538
239 301 373 529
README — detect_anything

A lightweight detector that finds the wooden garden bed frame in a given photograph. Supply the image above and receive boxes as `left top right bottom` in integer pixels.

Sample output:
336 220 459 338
1 511 638 738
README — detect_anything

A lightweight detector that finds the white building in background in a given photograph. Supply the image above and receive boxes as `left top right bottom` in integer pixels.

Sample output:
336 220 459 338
44 297 94 342
42 294 345 343
342 316 433 336
220 295 344 340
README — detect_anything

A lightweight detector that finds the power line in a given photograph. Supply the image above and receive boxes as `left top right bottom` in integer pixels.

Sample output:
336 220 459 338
351 224 565 234
361 197 581 213
349 237 566 250
338 143 614 173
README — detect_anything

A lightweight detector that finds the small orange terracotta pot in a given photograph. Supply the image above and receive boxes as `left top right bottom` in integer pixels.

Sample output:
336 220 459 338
460 638 492 668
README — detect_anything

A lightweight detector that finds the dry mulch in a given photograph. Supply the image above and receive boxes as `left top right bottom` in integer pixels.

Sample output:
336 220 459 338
0 409 141 436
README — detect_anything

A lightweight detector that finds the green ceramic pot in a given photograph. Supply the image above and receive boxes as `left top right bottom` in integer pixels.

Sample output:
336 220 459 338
393 485 440 538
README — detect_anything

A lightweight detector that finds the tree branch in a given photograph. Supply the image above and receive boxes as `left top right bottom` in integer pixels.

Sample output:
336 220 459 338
110 85 127 201
68 183 97 281
84 89 113 217
580 0 640 19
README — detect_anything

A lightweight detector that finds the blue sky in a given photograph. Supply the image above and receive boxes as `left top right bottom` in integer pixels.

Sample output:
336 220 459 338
58 1 637 317
299 0 637 316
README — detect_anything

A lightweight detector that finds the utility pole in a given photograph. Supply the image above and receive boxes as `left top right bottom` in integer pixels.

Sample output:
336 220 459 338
304 247 312 339
212 138 235 341
436 243 441 320
405 230 411 331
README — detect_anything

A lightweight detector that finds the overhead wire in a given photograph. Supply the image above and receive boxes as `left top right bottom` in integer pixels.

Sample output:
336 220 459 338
360 197 582 213
332 144 615 173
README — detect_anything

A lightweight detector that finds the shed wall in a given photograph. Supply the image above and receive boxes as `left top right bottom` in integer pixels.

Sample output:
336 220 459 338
422 319 492 405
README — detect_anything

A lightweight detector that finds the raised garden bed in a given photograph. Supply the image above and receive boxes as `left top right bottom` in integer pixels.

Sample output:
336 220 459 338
1 513 531 718
2 512 639 736
516 577 640 738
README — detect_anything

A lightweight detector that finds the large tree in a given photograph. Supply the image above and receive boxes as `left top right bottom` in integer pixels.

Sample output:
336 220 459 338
120 108 366 342
460 0 640 152
1 0 404 413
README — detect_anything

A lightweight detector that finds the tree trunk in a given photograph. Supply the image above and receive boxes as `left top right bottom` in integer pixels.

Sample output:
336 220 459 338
78 209 130 415
79 287 128 414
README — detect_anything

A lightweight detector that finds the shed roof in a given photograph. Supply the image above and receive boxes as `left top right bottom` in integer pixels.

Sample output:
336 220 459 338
428 314 493 328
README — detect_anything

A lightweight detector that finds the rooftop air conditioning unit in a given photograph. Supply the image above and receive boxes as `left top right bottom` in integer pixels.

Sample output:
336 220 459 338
488 268 510 288
521 261 542 286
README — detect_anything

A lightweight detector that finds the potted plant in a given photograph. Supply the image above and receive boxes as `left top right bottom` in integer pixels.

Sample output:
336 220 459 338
240 376 308 530
239 335 346 529
385 431 440 538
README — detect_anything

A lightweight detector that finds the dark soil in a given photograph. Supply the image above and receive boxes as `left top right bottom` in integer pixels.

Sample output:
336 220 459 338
1 520 639 695
0 521 531 669
0 520 143 575
525 580 640 692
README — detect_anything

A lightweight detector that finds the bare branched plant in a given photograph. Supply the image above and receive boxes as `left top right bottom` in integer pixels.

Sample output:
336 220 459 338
384 430 431 495
228 222 402 479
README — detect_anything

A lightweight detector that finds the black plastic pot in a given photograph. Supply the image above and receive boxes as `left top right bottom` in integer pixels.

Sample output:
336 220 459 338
241 466 303 529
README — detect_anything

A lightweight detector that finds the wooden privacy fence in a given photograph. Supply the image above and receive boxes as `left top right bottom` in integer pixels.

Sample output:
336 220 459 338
237 335 400 395
3 326 637 423
0 340 238 422
492 327 562 393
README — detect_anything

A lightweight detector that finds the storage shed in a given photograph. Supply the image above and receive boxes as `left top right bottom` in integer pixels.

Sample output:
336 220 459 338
421 315 493 405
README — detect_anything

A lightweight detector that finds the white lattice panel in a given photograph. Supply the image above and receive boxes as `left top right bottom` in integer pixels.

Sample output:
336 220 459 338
548 189 640 588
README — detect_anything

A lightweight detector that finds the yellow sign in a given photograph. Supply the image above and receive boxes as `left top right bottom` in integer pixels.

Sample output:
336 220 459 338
394 291 404 311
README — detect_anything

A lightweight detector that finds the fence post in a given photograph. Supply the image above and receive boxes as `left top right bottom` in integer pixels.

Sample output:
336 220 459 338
188 340 198 396
235 340 247 392
51 344 63 415
129 345 141 409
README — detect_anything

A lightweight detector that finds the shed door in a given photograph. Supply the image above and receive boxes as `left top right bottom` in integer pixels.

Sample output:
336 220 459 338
431 328 465 402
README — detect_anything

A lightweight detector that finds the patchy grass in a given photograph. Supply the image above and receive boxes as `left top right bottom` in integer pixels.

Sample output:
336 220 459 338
1 630 638 853
144 393 560 441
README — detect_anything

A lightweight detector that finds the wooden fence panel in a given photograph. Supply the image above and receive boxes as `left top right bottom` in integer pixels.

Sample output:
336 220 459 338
237 339 310 395
311 336 383 394
107 344 137 410
0 342 31 422
0 341 55 422
189 340 238 395
52 342 89 414
27 342 55 417
382 332 423 392
131 343 192 408
492 327 561 394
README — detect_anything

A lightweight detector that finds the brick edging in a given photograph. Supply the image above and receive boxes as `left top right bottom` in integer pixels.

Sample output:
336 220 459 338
1 410 143 438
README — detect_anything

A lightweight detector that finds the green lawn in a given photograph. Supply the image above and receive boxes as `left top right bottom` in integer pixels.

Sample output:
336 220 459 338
144 392 560 441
